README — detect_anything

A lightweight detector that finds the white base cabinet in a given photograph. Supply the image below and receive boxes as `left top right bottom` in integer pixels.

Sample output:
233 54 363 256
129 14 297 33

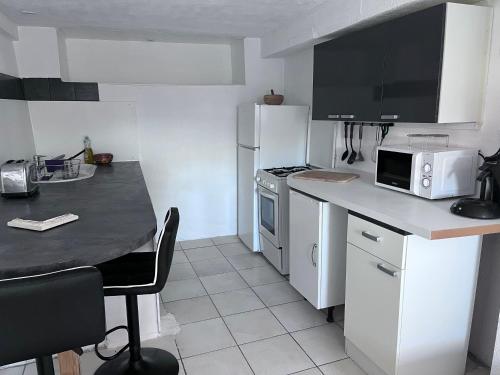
345 214 482 375
289 190 347 309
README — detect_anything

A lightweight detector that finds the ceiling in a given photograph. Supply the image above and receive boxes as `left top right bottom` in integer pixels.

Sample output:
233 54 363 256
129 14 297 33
0 0 329 39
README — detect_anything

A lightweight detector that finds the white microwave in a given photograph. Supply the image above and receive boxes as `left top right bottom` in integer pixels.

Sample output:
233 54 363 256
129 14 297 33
375 145 478 199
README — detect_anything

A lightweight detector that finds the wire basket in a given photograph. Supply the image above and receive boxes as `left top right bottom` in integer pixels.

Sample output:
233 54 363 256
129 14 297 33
62 159 81 179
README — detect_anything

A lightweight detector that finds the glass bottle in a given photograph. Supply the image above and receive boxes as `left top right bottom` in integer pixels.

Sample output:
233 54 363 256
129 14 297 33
83 136 94 164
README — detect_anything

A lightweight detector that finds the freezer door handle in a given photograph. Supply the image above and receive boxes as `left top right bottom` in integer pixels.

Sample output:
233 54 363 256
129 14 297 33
239 145 259 150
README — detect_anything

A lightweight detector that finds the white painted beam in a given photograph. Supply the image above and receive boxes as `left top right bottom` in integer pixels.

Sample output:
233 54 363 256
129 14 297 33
261 0 479 57
0 9 18 40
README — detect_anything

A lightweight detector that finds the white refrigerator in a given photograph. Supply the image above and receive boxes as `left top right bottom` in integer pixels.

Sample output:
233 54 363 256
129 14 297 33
237 103 309 251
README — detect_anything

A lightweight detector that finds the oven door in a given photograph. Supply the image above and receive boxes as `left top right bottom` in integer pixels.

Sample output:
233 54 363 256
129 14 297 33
258 186 280 248
376 149 417 194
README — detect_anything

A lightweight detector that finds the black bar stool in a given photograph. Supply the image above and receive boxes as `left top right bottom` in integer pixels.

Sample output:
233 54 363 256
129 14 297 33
95 207 180 375
0 266 106 375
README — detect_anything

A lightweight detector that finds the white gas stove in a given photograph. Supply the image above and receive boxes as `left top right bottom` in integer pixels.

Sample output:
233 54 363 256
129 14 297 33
255 166 312 274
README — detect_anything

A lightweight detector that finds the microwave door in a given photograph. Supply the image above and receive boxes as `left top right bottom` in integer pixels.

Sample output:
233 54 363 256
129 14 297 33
376 150 414 192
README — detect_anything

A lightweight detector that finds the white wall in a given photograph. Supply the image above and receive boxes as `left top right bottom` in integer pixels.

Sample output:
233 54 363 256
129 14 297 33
14 27 61 78
284 46 334 168
0 32 18 77
25 37 284 241
63 38 236 85
0 9 18 41
28 101 139 161
0 20 36 165
0 100 36 163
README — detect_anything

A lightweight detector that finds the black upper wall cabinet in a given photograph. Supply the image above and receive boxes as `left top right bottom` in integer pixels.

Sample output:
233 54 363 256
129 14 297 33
313 23 386 122
380 5 445 123
312 3 491 124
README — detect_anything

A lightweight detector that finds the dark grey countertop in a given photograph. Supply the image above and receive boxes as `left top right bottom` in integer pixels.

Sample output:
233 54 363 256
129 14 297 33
0 161 157 279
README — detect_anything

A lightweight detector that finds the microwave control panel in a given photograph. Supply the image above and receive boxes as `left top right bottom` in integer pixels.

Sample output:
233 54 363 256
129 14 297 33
420 154 434 194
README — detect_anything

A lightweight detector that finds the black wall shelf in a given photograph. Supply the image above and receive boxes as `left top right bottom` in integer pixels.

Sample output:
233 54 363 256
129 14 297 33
0 74 99 102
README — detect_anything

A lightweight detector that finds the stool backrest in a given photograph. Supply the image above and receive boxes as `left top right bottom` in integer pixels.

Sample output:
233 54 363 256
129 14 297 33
154 207 180 290
0 267 106 366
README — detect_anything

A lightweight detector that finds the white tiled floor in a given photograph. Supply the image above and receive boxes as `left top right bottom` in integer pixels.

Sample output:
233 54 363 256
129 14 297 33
0 235 491 375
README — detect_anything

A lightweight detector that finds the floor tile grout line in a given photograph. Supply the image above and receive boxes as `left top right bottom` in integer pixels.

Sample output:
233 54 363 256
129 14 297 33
247 279 326 370
172 335 187 374
165 302 330 336
189 257 238 279
287 365 322 374
188 267 257 375
165 239 335 373
241 266 347 369
164 274 303 306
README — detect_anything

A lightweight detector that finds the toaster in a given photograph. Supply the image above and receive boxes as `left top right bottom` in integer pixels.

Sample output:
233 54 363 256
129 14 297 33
0 160 39 198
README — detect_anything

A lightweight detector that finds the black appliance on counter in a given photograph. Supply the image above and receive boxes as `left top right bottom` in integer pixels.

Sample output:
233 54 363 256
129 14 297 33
451 149 500 219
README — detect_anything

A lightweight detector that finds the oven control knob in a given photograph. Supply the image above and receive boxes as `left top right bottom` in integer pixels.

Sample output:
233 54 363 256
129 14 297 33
423 163 432 173
270 183 275 189
422 178 431 188
256 177 261 182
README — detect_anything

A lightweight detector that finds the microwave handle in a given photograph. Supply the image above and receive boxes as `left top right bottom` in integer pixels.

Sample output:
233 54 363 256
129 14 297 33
412 152 423 196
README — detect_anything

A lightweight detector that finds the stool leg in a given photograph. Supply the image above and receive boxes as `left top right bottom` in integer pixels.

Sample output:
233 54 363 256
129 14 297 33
95 294 179 374
36 356 55 375
126 294 142 362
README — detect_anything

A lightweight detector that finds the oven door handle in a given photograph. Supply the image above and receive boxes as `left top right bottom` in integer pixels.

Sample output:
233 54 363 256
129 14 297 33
258 186 279 200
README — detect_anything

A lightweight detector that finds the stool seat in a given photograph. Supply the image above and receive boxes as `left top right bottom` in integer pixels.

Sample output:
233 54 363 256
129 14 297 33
97 252 158 296
0 267 106 375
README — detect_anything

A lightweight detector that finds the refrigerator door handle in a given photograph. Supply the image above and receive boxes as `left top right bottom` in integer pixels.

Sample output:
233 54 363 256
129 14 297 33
239 145 260 150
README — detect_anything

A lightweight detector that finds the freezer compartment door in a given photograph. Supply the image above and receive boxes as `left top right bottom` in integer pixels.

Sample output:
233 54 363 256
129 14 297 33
259 105 309 168
238 103 260 148
237 146 260 251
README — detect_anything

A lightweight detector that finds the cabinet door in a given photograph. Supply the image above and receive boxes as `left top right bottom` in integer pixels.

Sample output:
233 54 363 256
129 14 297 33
312 24 386 121
289 190 321 307
345 244 404 375
380 4 446 123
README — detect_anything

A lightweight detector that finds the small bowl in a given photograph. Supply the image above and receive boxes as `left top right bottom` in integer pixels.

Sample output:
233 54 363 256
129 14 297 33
94 153 113 165
263 94 284 105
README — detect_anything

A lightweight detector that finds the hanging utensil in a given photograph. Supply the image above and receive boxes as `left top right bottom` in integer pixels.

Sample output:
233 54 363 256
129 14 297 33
341 122 349 161
357 125 364 162
347 123 357 164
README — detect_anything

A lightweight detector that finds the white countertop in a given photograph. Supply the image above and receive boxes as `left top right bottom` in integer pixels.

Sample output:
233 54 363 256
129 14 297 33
287 169 500 240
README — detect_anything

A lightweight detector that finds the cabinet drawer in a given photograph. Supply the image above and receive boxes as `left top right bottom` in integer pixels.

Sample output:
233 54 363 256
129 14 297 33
345 244 404 375
347 214 407 269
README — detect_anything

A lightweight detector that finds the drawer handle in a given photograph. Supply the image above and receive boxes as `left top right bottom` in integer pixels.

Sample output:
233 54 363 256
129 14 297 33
361 231 381 242
377 263 398 277
311 243 318 267
327 114 340 119
341 114 355 119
